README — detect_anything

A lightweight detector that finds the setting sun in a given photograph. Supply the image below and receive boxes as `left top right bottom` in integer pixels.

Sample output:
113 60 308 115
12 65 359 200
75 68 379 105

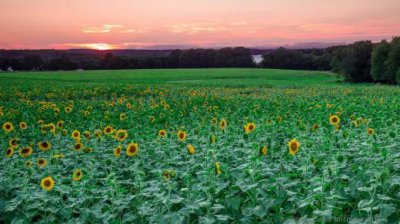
79 43 114 50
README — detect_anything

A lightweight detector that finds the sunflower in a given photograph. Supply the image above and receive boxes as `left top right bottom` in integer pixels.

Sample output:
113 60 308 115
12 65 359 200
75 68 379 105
74 142 83 151
65 106 72 113
219 119 227 130
41 176 55 191
19 122 28 130
159 129 167 137
260 146 267 156
83 147 93 153
57 121 64 128
38 141 51 151
72 169 83 181
329 115 340 126
215 162 222 175
83 131 91 139
103 125 114 135
48 123 56 132
187 144 196 155
126 143 139 157
126 103 132 109
8 138 19 148
62 129 67 136
84 110 90 117
115 130 128 141
246 122 256 133
367 128 375 135
6 148 14 158
162 170 171 181
25 160 33 167
210 135 217 143
2 122 14 132
212 118 218 125
71 130 80 140
120 113 127 121
312 124 319 131
19 147 33 158
114 145 122 157
288 139 300 156
177 131 187 141
37 158 47 168
94 130 102 138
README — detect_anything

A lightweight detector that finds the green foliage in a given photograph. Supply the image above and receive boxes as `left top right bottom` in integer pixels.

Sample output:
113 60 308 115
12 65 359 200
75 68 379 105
0 69 399 223
331 41 373 83
371 40 390 82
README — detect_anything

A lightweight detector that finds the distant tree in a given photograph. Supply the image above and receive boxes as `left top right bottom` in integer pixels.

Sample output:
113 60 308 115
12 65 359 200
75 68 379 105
331 41 373 83
23 54 44 70
47 54 78 70
384 37 400 84
215 47 254 67
371 40 390 82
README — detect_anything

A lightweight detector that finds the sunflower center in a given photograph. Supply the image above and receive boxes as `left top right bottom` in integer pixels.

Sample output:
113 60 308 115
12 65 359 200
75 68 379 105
5 124 11 129
129 146 137 153
332 118 338 123
179 133 185 139
42 142 48 147
290 143 297 150
44 180 51 187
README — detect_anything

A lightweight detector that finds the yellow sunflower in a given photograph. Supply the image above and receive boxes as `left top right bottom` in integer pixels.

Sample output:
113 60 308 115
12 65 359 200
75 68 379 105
210 135 217 143
312 124 319 131
73 142 83 151
187 144 196 155
212 118 218 125
37 158 47 168
329 115 340 126
57 121 64 128
72 169 83 181
41 176 55 191
2 122 14 132
288 139 300 156
19 147 33 158
71 130 80 139
219 119 227 130
215 162 222 175
115 129 128 141
247 122 257 133
260 146 267 156
48 123 56 132
8 138 19 148
120 113 127 121
19 122 28 130
114 145 122 157
367 128 375 135
159 129 167 137
177 131 187 141
6 148 14 158
65 106 72 113
103 125 114 135
38 141 51 151
25 160 33 167
126 143 139 157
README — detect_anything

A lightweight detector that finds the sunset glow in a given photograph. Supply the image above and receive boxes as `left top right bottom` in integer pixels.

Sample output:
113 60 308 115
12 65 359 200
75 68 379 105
1 0 399 49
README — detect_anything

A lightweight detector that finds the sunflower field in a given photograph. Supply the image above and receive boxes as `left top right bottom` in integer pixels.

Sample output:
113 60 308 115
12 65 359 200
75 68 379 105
1 72 400 223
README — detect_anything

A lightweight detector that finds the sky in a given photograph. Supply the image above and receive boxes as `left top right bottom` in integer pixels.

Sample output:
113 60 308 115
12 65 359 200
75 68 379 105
0 0 400 50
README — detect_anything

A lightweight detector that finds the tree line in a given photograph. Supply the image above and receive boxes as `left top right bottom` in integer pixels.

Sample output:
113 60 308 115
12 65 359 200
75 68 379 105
331 37 400 84
0 47 254 71
1 39 399 84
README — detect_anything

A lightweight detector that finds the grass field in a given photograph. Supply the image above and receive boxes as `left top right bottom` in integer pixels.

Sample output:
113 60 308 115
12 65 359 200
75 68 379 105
0 68 339 87
1 69 399 223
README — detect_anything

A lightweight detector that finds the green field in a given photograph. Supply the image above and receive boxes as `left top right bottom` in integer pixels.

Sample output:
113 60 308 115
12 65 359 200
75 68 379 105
1 69 399 223
0 68 339 87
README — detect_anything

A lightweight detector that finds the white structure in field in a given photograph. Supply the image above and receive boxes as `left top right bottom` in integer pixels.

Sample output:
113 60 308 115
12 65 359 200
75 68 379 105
252 55 263 65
